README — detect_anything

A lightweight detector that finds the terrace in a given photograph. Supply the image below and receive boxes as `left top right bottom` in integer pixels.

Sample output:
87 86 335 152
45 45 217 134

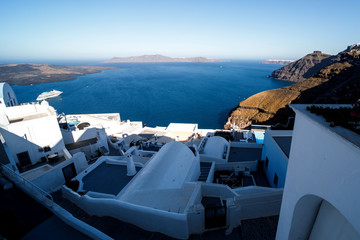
82 162 141 195
228 146 262 162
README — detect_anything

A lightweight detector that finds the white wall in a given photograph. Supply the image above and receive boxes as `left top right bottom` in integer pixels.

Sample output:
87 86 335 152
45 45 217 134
121 142 200 195
0 83 18 108
62 187 190 239
276 106 360 239
234 189 283 220
61 128 97 144
24 152 88 192
261 130 291 188
2 114 65 165
201 136 229 162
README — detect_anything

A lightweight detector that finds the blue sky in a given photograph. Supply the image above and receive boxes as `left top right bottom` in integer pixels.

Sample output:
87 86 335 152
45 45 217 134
1 0 359 61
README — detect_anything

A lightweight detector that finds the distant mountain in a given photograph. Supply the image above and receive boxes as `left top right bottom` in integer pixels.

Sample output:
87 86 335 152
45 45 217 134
270 51 335 82
104 54 220 63
261 60 294 65
225 44 360 129
0 64 117 85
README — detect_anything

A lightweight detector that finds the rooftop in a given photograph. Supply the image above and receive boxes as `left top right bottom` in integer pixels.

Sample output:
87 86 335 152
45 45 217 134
273 136 292 158
290 104 360 149
166 123 198 132
1 102 56 125
82 162 141 195
228 146 262 162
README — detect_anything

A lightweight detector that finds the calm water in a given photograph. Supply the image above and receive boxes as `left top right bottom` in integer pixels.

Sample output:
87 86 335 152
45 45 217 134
12 61 291 129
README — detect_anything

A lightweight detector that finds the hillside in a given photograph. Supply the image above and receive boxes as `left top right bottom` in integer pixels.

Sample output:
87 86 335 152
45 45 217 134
0 64 117 85
225 44 360 129
270 51 334 82
104 54 220 63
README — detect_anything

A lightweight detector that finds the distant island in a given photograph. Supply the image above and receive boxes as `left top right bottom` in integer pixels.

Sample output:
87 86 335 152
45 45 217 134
0 64 117 85
104 54 220 63
261 59 294 65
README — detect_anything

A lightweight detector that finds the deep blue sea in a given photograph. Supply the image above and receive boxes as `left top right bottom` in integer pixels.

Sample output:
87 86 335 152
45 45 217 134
12 61 291 129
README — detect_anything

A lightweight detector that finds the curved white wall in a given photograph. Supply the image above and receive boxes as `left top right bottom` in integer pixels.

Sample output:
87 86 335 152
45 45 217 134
201 136 229 162
0 82 18 108
121 141 199 193
277 106 360 239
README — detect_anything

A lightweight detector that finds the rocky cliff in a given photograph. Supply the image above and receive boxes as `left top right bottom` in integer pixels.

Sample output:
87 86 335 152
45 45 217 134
270 51 334 82
225 44 360 129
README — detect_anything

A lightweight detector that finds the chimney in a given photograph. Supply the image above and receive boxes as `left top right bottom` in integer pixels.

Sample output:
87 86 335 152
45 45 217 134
126 154 137 176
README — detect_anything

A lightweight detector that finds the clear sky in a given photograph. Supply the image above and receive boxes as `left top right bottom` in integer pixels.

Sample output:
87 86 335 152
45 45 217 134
1 0 359 61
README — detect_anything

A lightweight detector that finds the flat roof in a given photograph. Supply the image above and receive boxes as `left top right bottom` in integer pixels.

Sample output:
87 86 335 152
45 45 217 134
290 104 360 149
229 147 262 162
166 123 197 132
273 136 292 158
82 162 141 195
65 138 98 150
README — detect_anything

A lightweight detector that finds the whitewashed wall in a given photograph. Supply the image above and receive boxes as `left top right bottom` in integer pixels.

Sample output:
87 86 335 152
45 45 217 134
277 106 360 239
2 115 65 165
261 130 291 188
24 152 88 192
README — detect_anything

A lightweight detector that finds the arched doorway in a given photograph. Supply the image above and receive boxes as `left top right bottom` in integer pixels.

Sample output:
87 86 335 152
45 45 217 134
289 195 360 239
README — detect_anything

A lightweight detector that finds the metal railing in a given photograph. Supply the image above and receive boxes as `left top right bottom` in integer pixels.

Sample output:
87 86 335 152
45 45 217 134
0 163 54 207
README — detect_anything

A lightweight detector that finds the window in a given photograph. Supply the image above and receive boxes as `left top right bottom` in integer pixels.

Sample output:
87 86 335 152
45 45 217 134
43 146 51 152
274 173 278 187
265 157 269 167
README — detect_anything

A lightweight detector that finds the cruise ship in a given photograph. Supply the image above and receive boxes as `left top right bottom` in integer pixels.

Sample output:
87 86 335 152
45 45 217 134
36 89 63 101
0 82 359 239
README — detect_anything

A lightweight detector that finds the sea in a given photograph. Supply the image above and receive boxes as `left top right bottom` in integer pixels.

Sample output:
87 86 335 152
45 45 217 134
12 61 291 129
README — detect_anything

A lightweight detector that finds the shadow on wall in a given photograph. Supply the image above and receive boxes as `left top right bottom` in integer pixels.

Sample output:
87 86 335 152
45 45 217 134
0 128 66 172
289 194 360 239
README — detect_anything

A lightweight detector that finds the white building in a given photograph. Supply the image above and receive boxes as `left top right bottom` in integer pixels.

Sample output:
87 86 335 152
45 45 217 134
276 105 360 239
0 82 18 109
0 101 66 170
199 136 230 162
261 130 292 188
0 84 89 192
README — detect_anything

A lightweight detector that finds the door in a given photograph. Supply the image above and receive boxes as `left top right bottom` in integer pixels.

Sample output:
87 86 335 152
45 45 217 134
17 151 31 167
202 197 227 229
62 163 77 183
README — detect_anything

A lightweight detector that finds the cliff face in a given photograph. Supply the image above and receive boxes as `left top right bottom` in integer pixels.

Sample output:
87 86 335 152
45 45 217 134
225 44 360 129
270 51 334 82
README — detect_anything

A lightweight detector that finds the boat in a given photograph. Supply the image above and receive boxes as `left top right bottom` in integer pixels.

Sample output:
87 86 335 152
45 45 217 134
36 90 63 101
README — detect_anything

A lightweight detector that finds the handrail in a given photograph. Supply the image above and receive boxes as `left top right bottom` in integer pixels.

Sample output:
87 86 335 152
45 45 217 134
0 163 54 207
0 164 113 240
272 116 294 129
